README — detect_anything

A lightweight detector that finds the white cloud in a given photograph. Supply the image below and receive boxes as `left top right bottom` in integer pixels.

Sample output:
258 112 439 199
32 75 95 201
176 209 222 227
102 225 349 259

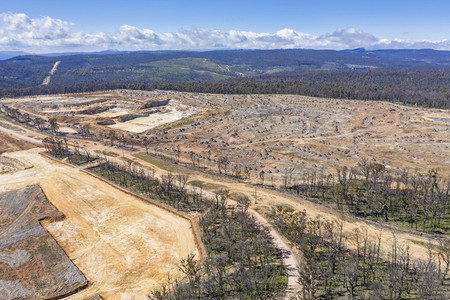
0 12 449 53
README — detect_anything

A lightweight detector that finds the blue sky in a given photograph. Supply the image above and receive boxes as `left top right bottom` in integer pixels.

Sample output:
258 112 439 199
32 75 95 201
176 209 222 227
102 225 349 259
1 0 449 52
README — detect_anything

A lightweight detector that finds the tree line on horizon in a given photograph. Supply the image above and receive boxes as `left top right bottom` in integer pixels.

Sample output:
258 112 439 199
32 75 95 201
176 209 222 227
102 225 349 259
1 67 449 109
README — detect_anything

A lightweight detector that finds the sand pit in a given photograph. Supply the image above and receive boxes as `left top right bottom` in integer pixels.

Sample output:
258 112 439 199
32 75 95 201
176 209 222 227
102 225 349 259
0 148 200 299
109 102 198 133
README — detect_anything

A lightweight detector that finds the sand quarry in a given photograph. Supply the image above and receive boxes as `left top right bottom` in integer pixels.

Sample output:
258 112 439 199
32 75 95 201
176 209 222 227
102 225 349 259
0 148 200 299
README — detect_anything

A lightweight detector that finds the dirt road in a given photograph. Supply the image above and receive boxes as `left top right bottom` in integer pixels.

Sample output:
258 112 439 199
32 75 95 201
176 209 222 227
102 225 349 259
0 125 42 146
249 209 301 299
0 148 200 299
42 61 61 85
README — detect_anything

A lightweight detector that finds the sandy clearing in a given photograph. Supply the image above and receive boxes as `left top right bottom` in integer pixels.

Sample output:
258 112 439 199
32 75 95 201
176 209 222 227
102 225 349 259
109 102 198 133
0 148 200 299
95 108 130 118
49 61 61 75
58 127 78 134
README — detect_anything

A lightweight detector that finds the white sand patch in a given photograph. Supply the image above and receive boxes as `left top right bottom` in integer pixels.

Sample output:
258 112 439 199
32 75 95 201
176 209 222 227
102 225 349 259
95 108 130 118
58 127 78 134
109 102 198 133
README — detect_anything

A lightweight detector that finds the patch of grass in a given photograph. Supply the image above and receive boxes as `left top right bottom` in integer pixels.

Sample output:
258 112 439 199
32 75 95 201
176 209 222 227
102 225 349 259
94 150 120 157
105 151 120 157
229 192 248 201
48 152 96 166
409 239 440 250
68 154 97 166
188 180 227 192
379 216 450 236
274 204 295 213
133 152 187 173
189 180 204 187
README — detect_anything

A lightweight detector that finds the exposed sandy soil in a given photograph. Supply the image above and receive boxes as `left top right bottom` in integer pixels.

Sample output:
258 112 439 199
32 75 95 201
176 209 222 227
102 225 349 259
0 130 35 173
0 132 35 154
59 126 78 134
42 61 61 86
0 148 200 299
109 101 199 133
1 89 449 296
7 89 445 180
151 92 450 181
95 108 130 118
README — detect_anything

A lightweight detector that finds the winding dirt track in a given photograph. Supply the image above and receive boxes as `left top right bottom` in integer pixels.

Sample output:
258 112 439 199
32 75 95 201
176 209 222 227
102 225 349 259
0 148 200 299
248 209 301 299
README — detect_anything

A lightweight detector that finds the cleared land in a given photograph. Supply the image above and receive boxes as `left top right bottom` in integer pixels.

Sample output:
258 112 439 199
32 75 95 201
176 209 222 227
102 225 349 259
0 132 34 155
0 148 200 299
2 90 448 180
1 89 449 297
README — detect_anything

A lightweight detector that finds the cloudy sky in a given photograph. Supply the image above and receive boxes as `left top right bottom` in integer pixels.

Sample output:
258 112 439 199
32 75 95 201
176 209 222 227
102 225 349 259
1 0 449 53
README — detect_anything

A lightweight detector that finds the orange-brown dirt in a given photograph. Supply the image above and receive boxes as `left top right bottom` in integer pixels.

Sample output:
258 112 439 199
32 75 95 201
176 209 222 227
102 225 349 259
3 90 448 180
0 131 34 154
0 148 200 299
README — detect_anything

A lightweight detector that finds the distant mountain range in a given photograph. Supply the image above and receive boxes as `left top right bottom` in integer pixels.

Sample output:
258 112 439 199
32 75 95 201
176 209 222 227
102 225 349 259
0 50 129 60
1 48 450 90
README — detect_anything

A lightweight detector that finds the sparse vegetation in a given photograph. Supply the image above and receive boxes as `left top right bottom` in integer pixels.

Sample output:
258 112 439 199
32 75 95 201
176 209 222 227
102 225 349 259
2 85 449 298
285 160 450 234
267 207 450 299
151 193 287 299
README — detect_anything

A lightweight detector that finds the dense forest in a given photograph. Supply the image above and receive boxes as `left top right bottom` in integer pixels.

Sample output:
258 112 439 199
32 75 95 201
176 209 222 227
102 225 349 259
150 67 450 109
1 66 449 109
1 49 450 108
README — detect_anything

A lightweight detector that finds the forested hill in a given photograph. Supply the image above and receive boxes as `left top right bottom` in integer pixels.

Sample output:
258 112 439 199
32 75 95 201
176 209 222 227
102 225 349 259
1 49 450 108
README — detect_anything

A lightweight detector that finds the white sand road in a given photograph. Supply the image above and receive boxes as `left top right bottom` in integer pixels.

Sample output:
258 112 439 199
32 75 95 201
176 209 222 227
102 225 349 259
249 209 301 298
0 148 200 299
0 125 42 146
42 61 61 86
